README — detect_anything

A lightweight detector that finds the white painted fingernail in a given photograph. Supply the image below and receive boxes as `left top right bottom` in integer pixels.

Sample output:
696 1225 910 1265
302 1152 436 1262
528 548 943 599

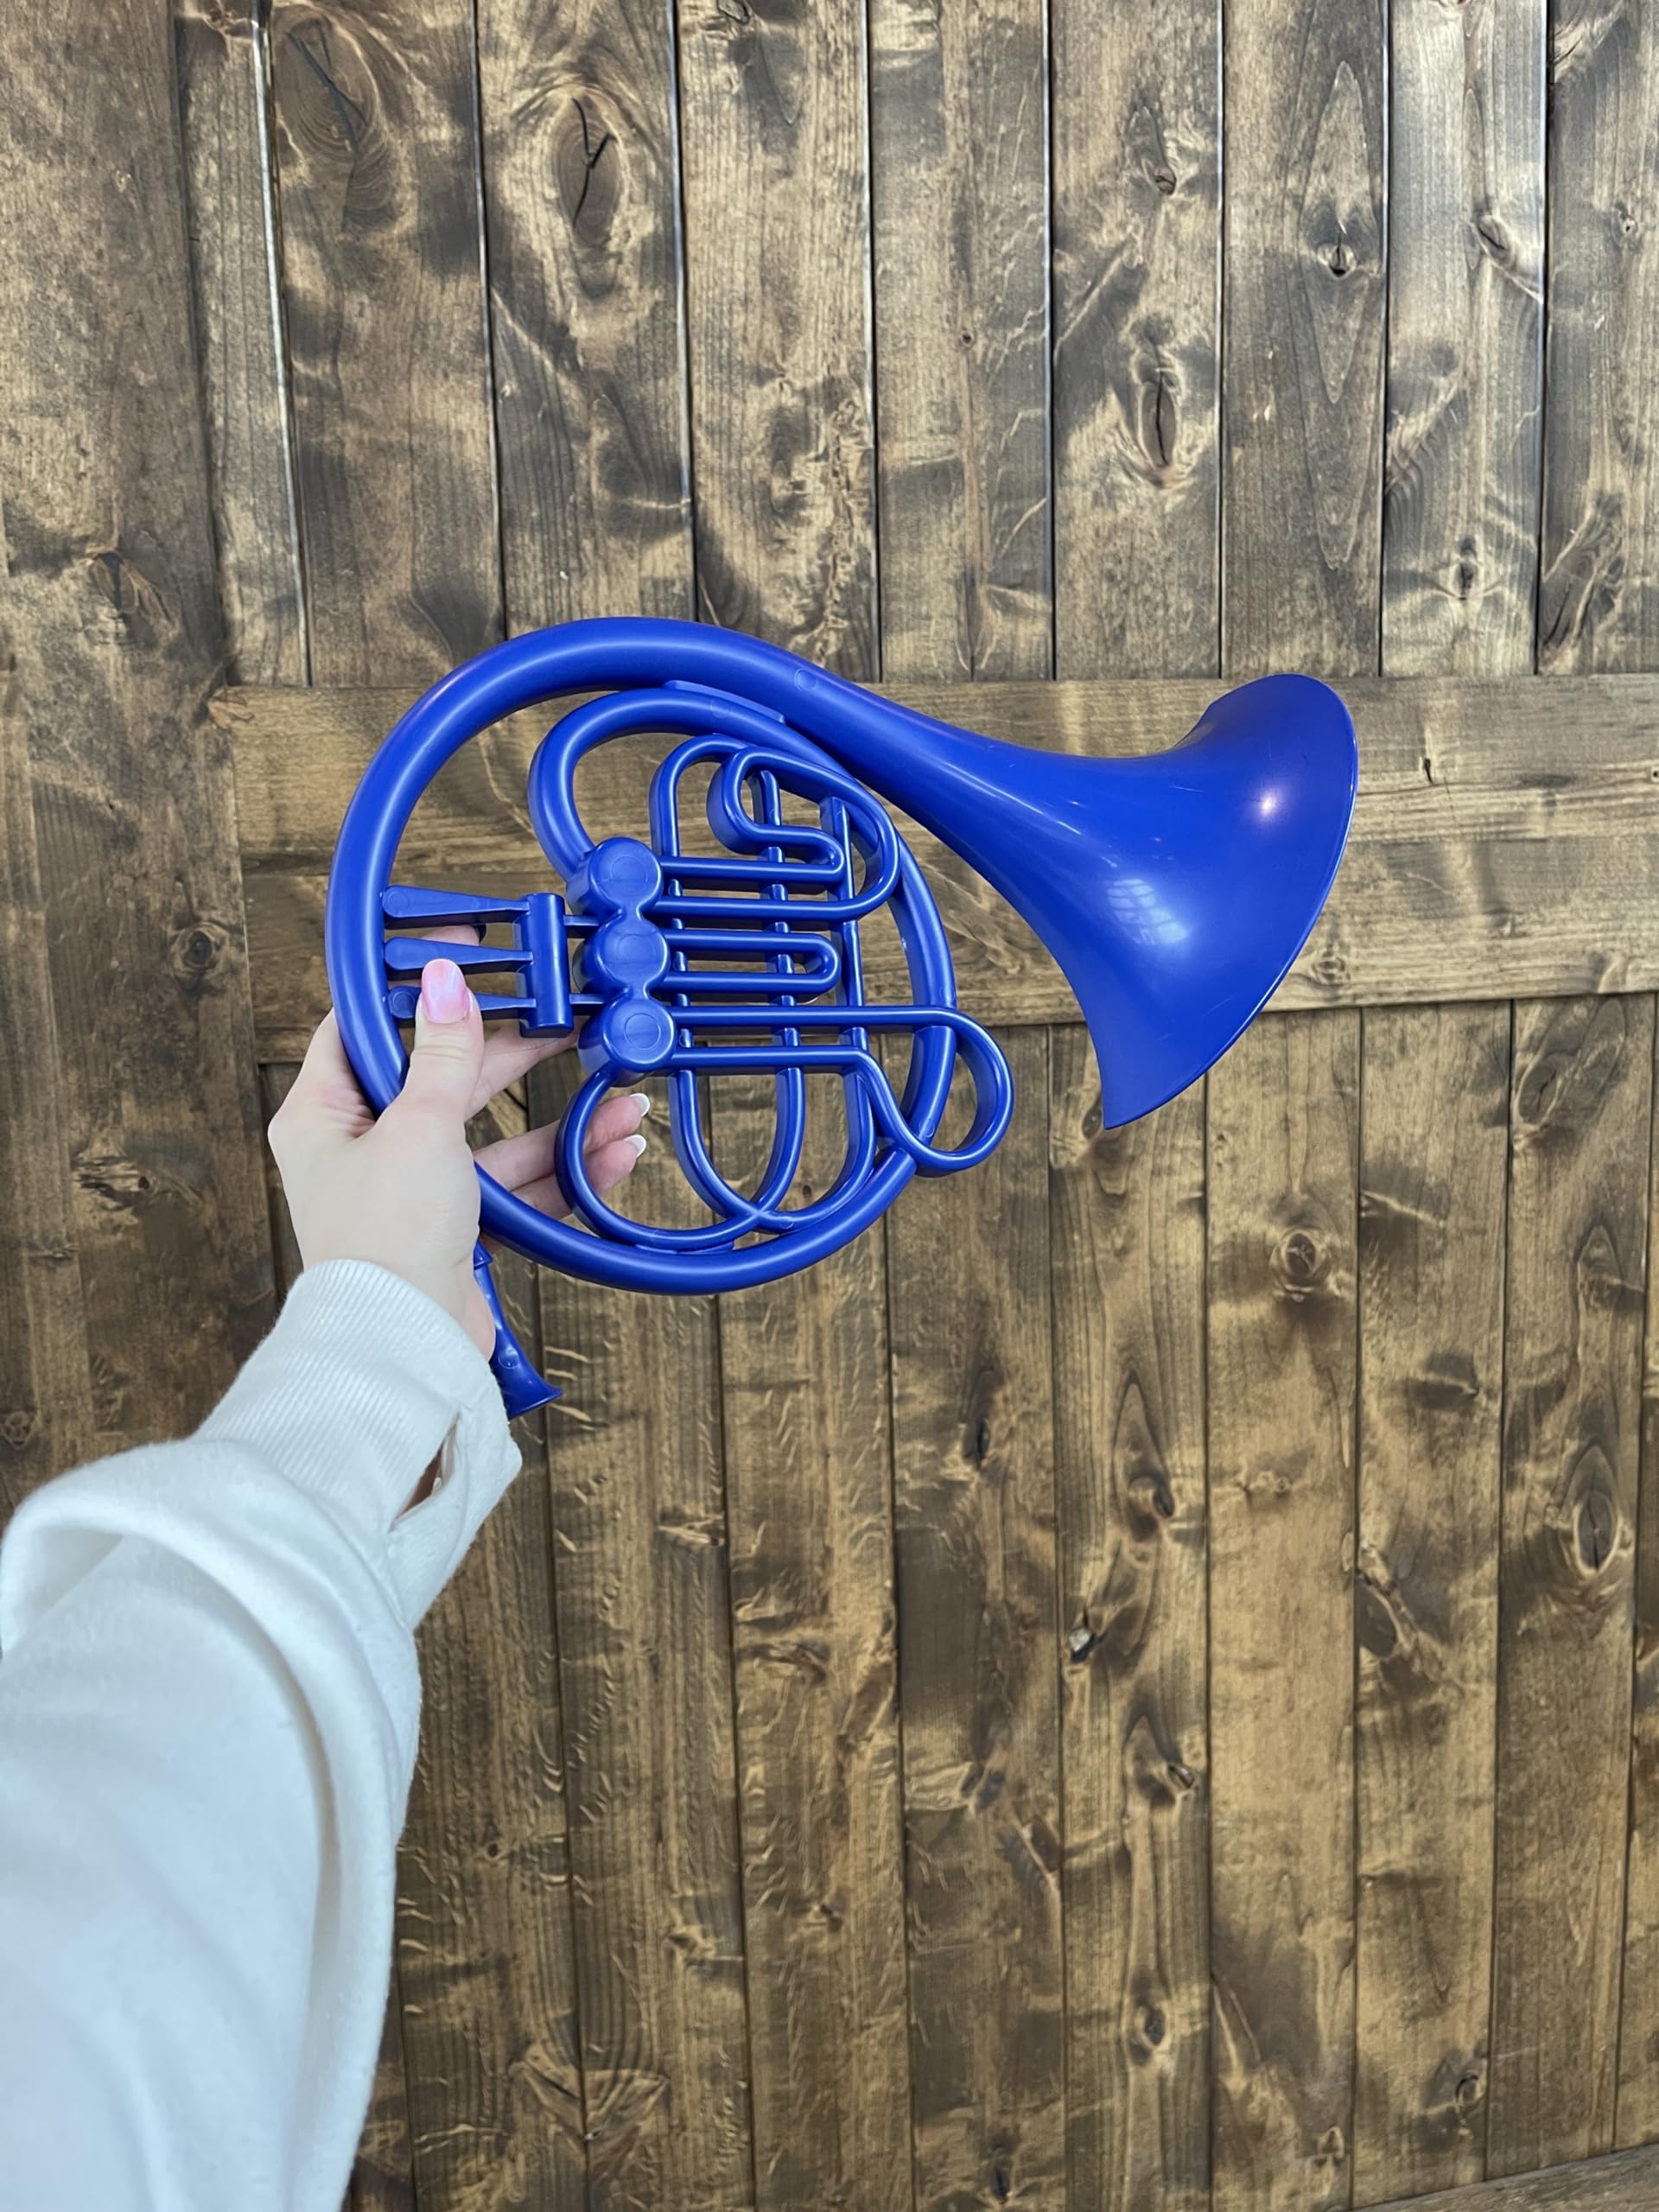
629 1091 652 1118
626 1131 648 1156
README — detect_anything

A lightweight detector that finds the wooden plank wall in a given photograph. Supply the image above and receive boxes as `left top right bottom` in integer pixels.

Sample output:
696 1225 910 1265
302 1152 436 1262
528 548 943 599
3 4 1659 2212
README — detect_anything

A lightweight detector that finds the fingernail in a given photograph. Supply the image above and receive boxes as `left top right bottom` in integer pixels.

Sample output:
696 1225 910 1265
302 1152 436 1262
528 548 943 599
420 957 470 1023
626 1131 647 1156
629 1091 652 1119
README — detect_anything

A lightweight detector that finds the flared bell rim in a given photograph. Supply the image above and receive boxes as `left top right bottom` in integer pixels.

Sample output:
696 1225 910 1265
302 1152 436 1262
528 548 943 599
1084 672 1359 1128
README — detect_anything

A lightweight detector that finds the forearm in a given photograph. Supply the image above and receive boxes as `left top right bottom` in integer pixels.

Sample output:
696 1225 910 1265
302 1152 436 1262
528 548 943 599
0 1262 519 2212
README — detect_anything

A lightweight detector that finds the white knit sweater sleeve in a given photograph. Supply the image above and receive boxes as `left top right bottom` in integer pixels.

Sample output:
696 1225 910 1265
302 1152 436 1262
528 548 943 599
0 1260 522 2212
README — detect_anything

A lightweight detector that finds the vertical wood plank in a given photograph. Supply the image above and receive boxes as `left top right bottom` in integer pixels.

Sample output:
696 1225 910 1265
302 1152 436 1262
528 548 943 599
1047 13 1223 2198
1208 1010 1360 2212
1048 9 1222 2201
1052 0 1221 679
1621 1014 1659 2145
478 0 693 626
175 0 308 686
481 6 749 2195
270 0 500 680
0 662 91 1515
1051 1032 1210 2212
1540 6 1659 671
713 1084 911 2212
1222 0 1388 677
868 0 1050 683
1366 5 1542 2196
1382 0 1542 677
677 0 876 666
268 9 587 2202
677 6 899 2202
864 10 1055 2203
0 0 274 1452
887 1027 1065 2211
537 1062 753 2212
1489 995 1653 2173
1353 1006 1510 2204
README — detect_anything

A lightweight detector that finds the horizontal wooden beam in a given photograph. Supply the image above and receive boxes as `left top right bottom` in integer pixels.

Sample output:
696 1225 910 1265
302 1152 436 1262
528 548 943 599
217 673 1659 1056
1370 2145 1659 2212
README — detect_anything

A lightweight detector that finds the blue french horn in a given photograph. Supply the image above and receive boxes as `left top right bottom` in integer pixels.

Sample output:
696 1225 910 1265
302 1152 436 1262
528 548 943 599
326 618 1357 1414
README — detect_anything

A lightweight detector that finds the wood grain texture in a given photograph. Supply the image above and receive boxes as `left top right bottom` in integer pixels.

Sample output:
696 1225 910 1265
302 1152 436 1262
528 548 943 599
1052 0 1221 678
1540 2 1659 671
0 0 273 1448
1223 0 1387 677
536 1058 753 2212
0 664 90 1513
1365 7 1541 2192
175 0 308 686
1208 1011 1360 2212
267 7 576 2198
1621 1011 1659 2145
1051 1032 1210 2212
1353 1005 1509 2204
1364 2139 1659 2212
226 671 1659 1057
478 0 692 626
1382 0 1542 676
269 0 500 681
712 1081 910 2212
399 1095 587 2211
676 0 876 671
1489 995 1654 2175
887 1028 1065 2211
868 0 1050 682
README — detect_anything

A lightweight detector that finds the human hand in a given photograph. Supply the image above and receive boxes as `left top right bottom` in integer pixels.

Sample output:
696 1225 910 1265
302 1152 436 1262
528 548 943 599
269 946 646 1358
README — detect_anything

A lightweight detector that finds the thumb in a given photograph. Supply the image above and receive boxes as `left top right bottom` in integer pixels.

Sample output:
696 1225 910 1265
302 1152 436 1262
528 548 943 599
396 957 485 1124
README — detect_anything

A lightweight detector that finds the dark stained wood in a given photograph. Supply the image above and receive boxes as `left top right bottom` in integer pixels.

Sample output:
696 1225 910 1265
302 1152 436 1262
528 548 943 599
535 1059 753 2212
226 671 1659 1057
712 1079 910 2212
1052 0 1221 678
1364 6 1542 2194
0 683 91 1514
269 0 500 681
1051 1032 1210 2212
1223 0 1387 677
867 20 1054 2191
265 7 588 2199
1368 2140 1659 2212
887 1028 1065 2211
397 1086 587 2209
1353 1005 1510 2202
1540 4 1659 671
868 0 1050 682
477 0 692 626
481 8 753 2191
674 5 900 2197
1620 1012 1659 2144
1382 0 1542 676
1489 995 1654 2175
675 0 876 667
0 0 274 1448
175 0 308 686
1207 1010 1360 2212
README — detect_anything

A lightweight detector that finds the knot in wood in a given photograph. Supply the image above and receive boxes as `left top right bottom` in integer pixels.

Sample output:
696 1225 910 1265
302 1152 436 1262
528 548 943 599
556 97 620 247
1307 935 1348 988
1268 1218 1333 1299
0 1409 38 1452
168 918 230 990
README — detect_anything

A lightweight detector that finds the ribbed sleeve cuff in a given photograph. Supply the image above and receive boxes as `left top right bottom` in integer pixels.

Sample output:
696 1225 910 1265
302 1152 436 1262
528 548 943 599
197 1262 521 1624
